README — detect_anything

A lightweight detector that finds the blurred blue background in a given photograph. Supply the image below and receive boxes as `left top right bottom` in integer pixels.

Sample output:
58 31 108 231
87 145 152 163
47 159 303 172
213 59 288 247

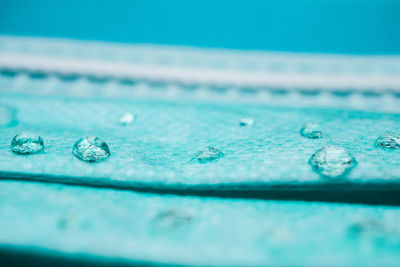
0 0 399 54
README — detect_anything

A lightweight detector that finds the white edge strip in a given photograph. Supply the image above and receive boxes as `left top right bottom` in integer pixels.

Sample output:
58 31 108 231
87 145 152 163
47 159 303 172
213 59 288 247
1 53 400 92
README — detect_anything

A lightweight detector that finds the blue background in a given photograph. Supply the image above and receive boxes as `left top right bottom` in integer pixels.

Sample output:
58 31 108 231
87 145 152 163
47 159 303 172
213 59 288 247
0 0 399 54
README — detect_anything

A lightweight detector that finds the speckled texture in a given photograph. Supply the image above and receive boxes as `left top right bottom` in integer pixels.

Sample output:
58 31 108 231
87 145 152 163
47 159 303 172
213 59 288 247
0 92 399 190
0 181 399 266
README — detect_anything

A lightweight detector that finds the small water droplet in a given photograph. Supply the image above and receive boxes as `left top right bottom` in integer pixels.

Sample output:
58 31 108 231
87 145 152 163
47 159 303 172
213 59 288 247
0 104 17 127
11 132 44 154
239 118 254 126
193 147 224 163
153 210 194 230
347 223 364 238
119 112 135 125
57 212 78 230
72 136 110 162
375 132 400 149
309 146 356 178
300 123 323 139
347 219 390 239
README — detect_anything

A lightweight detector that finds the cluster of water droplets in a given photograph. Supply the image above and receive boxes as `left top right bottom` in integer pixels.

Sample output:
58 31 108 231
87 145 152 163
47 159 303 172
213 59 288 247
299 122 358 178
5 111 400 180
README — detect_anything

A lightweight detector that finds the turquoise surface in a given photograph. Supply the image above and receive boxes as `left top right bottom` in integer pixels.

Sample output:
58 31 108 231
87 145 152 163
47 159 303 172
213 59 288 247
0 89 400 205
1 180 400 266
1 0 400 54
1 32 400 265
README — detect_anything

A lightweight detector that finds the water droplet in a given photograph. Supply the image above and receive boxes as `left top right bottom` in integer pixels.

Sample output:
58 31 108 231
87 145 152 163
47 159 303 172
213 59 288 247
193 147 224 163
119 112 135 125
300 123 323 139
153 210 194 230
239 118 254 126
347 223 364 238
309 146 356 178
375 132 400 149
72 136 110 162
11 132 44 154
347 219 389 239
0 104 17 127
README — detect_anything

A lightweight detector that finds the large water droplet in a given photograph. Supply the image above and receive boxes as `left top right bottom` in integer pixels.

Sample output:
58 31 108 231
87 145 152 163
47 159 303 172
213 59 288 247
119 112 135 125
193 147 224 163
0 104 17 127
309 146 356 178
11 132 44 154
72 136 110 162
239 118 254 126
375 132 400 149
300 123 323 139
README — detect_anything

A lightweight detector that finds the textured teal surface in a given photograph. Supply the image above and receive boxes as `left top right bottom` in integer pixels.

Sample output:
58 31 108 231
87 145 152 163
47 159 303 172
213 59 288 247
0 92 399 189
1 28 400 266
0 180 400 266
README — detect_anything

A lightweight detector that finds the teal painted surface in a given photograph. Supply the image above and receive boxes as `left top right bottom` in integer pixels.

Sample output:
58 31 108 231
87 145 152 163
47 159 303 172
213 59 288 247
0 180 400 266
